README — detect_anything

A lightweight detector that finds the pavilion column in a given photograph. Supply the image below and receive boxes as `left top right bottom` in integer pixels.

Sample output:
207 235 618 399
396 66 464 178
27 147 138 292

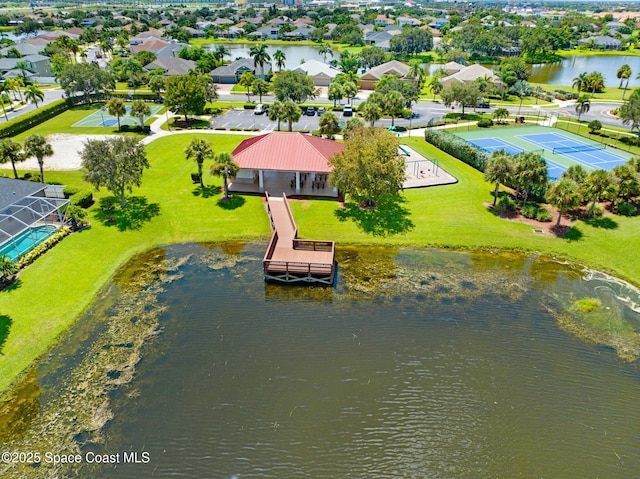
258 170 264 192
295 171 300 194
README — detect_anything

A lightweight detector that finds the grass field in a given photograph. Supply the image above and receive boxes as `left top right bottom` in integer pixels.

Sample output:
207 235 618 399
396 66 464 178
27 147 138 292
2 130 640 394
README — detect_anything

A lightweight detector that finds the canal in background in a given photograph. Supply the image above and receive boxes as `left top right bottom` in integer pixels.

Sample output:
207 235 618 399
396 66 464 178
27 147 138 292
4 243 640 478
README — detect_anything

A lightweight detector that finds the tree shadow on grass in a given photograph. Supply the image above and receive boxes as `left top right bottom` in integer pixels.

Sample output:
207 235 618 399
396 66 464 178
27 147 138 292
585 216 618 230
555 225 583 241
217 195 245 210
192 185 221 198
96 196 160 231
0 277 21 293
0 315 12 355
335 194 414 237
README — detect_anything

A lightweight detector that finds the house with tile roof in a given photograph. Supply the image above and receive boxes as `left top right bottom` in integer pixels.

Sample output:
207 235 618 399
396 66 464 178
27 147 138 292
360 60 411 90
144 57 196 76
294 60 341 86
230 132 344 196
440 63 501 88
210 58 272 83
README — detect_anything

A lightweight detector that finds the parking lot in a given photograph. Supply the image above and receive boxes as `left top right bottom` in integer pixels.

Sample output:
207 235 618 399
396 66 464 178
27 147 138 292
210 103 451 132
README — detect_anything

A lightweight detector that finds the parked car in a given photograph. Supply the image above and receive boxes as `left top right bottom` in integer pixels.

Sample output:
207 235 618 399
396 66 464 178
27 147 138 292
317 107 326 115
306 106 315 116
254 104 266 115
343 105 353 117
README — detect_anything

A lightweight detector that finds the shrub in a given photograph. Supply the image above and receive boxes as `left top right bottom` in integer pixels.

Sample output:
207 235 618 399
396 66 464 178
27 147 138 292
588 120 602 134
230 127 241 131
243 103 257 109
214 127 227 130
311 130 321 137
536 208 553 222
17 227 71 268
72 189 93 208
0 99 69 138
520 204 539 219
332 106 344 112
477 118 494 128
64 185 80 198
393 126 407 132
424 129 488 171
497 195 516 213
617 202 637 216
590 204 604 217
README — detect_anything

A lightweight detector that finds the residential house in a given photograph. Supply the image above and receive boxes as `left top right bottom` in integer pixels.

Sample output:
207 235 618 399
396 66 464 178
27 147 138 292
130 38 171 55
294 59 341 86
210 58 272 83
440 63 501 88
428 19 449 30
155 42 188 59
283 25 316 40
360 60 411 89
398 16 421 27
442 61 465 75
144 57 196 76
578 35 622 50
365 30 393 46
374 14 394 26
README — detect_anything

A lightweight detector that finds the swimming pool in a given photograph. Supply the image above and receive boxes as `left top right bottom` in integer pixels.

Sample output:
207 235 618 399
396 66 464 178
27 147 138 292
0 225 58 261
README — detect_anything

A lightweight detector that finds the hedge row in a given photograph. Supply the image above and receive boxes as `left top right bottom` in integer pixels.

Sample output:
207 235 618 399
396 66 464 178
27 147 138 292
424 129 488 172
17 227 71 268
63 187 93 208
0 99 69 138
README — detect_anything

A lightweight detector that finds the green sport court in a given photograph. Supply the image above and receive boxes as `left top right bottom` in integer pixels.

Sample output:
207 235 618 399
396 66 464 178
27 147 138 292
72 104 163 128
454 125 634 180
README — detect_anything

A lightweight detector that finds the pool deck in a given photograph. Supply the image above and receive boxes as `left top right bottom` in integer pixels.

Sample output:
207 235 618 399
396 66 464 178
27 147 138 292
263 192 335 285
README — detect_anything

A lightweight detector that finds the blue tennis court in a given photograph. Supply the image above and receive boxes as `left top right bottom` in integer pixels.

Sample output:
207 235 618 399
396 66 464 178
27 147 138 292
466 137 525 156
518 132 629 171
99 119 118 127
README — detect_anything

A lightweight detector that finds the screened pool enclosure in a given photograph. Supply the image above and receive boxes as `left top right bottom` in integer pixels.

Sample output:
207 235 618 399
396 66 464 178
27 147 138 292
0 184 70 262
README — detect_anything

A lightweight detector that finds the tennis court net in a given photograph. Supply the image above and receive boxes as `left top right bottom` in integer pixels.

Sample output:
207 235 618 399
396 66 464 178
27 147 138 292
552 144 605 154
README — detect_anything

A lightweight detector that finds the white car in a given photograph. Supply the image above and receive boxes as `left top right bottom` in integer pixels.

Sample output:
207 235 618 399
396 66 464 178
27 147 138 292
343 105 353 117
254 104 266 115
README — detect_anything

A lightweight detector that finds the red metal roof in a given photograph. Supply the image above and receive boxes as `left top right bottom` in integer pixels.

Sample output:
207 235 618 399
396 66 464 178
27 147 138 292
232 133 344 173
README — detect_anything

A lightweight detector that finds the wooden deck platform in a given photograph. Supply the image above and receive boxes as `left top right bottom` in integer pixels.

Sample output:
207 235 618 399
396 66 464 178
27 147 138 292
263 192 336 285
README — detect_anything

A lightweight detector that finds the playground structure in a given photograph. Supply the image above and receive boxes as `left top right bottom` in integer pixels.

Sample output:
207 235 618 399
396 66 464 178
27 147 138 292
397 145 457 189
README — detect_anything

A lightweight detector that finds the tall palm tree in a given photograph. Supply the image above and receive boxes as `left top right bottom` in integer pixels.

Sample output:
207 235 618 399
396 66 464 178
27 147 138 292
617 64 632 89
359 100 382 127
428 76 443 102
514 152 547 208
584 169 612 218
238 71 255 101
572 72 589 94
130 99 151 130
546 177 581 227
510 80 531 114
215 44 229 63
268 101 286 131
249 43 271 79
251 78 269 103
273 49 286 72
210 152 240 200
484 151 513 206
575 94 591 122
24 84 44 108
106 97 127 131
185 137 214 188
23 134 53 183
328 82 343 108
586 71 605 97
407 60 425 87
99 40 112 59
0 138 25 179
10 76 24 102
281 100 301 132
338 50 360 74
318 43 333 62
0 92 10 121
384 91 405 127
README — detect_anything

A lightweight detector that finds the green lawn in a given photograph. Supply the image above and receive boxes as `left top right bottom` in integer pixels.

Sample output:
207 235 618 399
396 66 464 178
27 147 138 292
12 104 151 139
3 130 640 395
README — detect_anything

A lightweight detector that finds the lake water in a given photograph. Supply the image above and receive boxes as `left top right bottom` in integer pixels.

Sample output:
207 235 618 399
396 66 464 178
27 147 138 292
206 43 329 70
3 243 640 478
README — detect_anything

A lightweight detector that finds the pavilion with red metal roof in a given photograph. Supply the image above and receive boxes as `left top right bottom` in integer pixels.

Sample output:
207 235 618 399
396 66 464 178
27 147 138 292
229 132 345 197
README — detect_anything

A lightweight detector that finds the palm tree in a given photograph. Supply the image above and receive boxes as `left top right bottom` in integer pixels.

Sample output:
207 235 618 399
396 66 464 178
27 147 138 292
514 152 547 208
328 82 343 108
268 101 286 131
210 152 240 200
24 84 44 108
0 255 18 285
249 43 271 79
546 177 581 227
359 100 382 126
10 77 24 102
215 45 229 63
338 50 360 74
584 169 612 218
99 40 112 59
281 100 301 132
572 72 589 94
492 107 510 124
238 71 255 102
575 94 591 122
273 49 286 72
617 64 632 89
0 92 10 121
130 100 151 130
484 151 513 206
23 134 53 183
510 80 531 114
342 81 357 105
428 76 443 102
0 138 25 179
251 79 269 103
384 90 404 127
407 60 425 87
318 43 333 63
586 71 605 97
185 137 214 188
106 98 127 131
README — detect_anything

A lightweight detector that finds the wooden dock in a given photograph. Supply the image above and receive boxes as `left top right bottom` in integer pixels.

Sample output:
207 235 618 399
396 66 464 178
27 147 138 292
263 192 336 285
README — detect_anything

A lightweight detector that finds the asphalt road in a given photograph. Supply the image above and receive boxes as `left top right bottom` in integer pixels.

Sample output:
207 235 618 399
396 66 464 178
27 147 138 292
0 88 65 123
